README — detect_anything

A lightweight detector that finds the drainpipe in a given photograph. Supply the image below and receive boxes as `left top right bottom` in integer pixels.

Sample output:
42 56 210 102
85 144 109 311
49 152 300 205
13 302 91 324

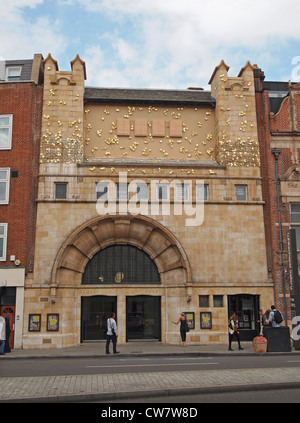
272 148 288 325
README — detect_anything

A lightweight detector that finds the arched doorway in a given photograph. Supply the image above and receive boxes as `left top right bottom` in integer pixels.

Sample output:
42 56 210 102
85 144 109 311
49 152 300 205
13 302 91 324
51 214 192 344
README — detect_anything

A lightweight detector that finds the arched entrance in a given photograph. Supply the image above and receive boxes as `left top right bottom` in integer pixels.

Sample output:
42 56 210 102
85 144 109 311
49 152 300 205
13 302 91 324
51 214 192 344
51 214 192 286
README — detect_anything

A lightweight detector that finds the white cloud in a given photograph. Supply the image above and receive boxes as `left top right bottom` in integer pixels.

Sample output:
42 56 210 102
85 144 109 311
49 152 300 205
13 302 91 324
0 1 67 61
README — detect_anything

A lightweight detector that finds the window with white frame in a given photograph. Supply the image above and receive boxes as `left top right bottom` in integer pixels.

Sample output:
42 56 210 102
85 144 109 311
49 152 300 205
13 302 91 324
0 168 10 204
291 203 300 223
175 183 189 201
156 183 169 201
235 184 248 201
6 67 22 82
0 115 13 150
0 223 8 261
291 203 300 251
196 183 209 201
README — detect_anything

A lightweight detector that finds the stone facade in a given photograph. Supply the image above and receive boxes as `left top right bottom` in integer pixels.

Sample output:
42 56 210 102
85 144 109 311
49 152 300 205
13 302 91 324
23 55 273 349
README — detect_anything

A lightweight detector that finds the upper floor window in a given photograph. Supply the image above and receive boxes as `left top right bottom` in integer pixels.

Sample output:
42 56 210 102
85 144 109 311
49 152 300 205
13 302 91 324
196 183 209 201
6 67 22 82
156 183 169 201
0 168 10 204
0 223 8 261
55 182 67 199
0 115 13 150
235 184 248 201
291 203 300 223
176 183 189 201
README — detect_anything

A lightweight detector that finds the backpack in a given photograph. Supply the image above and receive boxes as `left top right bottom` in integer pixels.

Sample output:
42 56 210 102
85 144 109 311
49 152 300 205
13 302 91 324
274 310 283 324
102 318 108 335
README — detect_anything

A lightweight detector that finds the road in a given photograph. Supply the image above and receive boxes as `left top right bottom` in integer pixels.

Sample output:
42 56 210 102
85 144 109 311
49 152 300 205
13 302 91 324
2 354 300 377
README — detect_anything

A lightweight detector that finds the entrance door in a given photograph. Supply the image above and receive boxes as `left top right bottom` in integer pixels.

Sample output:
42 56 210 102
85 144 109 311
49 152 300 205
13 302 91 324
0 306 15 349
126 296 161 341
81 296 117 342
228 295 260 341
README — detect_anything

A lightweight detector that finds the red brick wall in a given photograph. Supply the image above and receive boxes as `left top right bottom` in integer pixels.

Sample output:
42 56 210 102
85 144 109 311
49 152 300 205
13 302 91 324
255 72 295 318
0 82 43 272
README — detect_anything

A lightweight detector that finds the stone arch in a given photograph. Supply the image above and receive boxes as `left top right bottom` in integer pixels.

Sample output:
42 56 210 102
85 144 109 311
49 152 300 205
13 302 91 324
51 214 192 286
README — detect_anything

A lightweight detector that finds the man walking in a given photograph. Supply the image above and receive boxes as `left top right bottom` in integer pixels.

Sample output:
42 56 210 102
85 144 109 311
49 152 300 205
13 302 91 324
106 313 120 355
269 305 283 328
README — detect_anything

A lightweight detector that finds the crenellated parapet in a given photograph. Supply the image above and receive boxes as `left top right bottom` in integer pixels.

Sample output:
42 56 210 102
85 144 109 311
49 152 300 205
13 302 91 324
209 60 260 168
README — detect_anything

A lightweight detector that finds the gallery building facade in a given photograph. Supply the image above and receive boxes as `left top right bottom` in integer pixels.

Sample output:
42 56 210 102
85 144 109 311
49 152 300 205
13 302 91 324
21 54 274 349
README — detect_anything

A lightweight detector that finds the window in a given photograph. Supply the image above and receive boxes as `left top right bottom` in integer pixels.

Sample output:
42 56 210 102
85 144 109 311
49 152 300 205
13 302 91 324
135 182 149 200
176 183 189 201
199 295 209 307
156 183 169 200
117 183 128 200
0 168 10 204
96 182 109 200
0 223 8 261
291 204 300 223
213 295 223 308
235 184 247 201
0 115 13 150
292 227 300 251
82 245 161 284
6 67 22 82
55 182 67 199
196 183 209 201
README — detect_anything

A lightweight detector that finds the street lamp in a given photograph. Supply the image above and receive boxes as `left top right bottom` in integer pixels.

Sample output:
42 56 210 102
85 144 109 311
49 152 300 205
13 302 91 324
272 148 288 325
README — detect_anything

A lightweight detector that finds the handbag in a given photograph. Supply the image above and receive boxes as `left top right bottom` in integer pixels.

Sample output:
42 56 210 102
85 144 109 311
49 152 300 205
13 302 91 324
185 321 190 332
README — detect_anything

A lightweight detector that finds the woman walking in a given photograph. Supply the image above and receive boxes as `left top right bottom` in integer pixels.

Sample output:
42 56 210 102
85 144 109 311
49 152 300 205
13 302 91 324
172 312 189 347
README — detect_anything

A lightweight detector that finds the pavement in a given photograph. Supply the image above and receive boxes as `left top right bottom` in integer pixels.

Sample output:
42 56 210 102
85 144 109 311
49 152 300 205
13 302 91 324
1 341 300 402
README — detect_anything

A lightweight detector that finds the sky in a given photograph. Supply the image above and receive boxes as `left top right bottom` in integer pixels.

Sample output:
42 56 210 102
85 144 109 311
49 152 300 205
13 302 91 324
1 0 300 89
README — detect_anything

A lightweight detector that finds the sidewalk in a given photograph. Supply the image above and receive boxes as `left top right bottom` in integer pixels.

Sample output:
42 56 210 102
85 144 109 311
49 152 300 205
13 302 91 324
1 341 300 402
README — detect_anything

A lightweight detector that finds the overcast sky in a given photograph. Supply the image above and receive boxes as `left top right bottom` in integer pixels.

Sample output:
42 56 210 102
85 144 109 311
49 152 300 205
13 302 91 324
1 0 300 89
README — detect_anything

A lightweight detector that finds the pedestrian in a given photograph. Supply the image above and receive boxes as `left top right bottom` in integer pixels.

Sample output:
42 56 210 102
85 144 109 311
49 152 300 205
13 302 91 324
0 316 6 355
4 317 11 353
228 312 244 351
172 312 189 347
105 313 119 355
268 305 283 328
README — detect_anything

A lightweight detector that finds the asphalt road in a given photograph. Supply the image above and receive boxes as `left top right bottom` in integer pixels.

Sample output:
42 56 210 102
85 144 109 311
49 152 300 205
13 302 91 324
2 354 300 378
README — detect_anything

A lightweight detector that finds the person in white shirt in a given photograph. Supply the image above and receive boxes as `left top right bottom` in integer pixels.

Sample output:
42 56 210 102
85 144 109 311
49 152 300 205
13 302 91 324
106 313 119 355
0 316 6 355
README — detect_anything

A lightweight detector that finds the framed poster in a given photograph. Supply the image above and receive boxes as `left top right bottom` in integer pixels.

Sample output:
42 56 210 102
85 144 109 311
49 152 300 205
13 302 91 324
184 312 195 330
47 313 59 331
28 314 41 332
200 312 212 330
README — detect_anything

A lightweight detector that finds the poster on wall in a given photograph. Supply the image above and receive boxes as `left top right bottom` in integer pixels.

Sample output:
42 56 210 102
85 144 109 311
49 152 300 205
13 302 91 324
200 312 212 329
47 314 59 331
28 314 41 332
184 312 195 330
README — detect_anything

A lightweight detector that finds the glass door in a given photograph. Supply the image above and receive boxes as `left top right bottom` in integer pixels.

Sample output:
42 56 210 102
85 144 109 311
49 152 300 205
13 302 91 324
126 296 161 341
81 296 117 342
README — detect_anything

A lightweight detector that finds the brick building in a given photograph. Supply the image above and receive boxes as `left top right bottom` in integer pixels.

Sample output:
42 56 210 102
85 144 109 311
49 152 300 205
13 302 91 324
21 55 273 349
0 54 43 348
255 68 300 325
